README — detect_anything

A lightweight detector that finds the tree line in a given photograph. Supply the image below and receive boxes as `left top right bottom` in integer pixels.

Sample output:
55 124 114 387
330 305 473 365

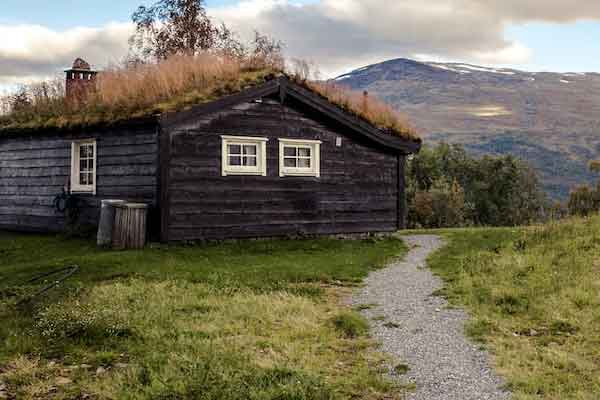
405 143 600 228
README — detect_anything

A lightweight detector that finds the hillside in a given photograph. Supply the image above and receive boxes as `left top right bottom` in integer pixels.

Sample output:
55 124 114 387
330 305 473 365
335 58 600 199
428 216 600 398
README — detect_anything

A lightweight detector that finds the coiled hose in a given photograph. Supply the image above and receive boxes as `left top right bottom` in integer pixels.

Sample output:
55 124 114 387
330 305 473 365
16 265 80 306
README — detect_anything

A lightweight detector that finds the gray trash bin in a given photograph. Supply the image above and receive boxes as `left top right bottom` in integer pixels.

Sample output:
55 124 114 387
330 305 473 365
97 199 126 247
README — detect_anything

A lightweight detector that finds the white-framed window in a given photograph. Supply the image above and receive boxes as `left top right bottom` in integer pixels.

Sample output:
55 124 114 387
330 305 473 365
279 139 321 177
70 139 97 194
221 135 268 176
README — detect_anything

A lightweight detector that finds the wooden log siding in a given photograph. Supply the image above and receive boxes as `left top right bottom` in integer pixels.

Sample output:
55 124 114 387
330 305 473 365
0 128 159 232
165 97 400 241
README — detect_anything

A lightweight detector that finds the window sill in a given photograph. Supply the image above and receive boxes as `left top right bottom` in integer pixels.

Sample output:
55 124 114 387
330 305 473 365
280 171 320 178
222 170 266 177
70 190 96 196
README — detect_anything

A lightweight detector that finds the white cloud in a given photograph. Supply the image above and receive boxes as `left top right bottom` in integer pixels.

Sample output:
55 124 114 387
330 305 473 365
208 0 531 76
209 0 600 76
0 22 132 86
2 0 600 86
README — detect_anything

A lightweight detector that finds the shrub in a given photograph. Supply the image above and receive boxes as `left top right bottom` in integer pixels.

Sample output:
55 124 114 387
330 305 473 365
568 184 600 216
410 178 466 228
332 312 369 338
34 298 132 341
407 143 547 228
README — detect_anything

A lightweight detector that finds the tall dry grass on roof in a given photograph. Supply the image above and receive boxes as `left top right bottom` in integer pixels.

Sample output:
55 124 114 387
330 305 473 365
305 81 420 142
0 53 278 131
0 52 419 142
96 54 246 111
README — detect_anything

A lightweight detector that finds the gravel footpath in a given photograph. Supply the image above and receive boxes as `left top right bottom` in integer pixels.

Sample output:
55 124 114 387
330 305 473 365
353 235 510 400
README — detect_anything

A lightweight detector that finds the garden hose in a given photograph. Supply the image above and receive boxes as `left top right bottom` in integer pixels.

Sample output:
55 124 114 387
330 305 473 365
15 265 80 306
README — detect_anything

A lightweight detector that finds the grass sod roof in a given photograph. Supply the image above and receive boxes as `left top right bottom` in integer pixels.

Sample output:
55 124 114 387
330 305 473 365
0 56 420 143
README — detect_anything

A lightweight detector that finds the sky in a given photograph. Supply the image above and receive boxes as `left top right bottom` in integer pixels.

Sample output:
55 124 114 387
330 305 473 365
1 0 600 91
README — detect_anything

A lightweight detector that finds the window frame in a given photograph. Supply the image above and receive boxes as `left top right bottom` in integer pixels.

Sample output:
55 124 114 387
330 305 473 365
70 139 97 194
221 135 268 177
278 138 322 178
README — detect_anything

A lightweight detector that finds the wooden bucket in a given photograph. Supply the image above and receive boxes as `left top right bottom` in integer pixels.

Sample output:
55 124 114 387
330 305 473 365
112 203 149 250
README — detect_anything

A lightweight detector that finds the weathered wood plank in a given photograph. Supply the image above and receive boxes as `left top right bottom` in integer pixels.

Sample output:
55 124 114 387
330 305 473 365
0 205 61 218
0 128 159 233
0 158 71 168
0 167 70 178
99 154 157 165
169 221 396 241
97 164 157 176
97 143 159 156
166 96 401 241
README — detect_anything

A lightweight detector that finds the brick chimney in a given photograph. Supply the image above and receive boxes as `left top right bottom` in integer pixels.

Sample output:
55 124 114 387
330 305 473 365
65 58 97 102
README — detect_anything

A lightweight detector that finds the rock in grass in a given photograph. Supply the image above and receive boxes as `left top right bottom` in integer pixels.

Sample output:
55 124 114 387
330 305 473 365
56 377 72 386
96 367 107 375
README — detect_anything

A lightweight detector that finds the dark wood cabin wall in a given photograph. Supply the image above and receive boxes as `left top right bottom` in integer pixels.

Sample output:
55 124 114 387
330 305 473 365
0 128 158 233
166 97 400 241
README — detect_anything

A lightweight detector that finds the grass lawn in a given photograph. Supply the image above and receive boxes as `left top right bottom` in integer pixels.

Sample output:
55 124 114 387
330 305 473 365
425 217 600 400
0 232 408 400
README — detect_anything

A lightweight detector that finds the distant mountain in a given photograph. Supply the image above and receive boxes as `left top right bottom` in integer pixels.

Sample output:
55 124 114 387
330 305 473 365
335 58 600 199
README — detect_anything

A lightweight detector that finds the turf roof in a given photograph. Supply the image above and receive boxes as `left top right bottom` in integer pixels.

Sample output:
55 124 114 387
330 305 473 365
0 70 420 144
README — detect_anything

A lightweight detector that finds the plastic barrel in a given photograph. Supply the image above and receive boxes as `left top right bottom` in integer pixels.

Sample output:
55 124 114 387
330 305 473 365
97 199 126 247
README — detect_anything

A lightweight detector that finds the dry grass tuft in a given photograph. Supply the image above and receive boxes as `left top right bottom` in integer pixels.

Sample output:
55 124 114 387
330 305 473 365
303 80 420 142
0 53 277 132
0 53 420 142
94 54 251 112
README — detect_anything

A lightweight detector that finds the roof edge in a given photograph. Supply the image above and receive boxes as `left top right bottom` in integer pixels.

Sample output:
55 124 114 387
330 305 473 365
281 76 421 154
0 115 159 139
161 75 421 154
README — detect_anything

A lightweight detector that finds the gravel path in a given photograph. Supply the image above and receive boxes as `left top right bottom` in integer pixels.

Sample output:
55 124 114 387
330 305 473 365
353 235 510 400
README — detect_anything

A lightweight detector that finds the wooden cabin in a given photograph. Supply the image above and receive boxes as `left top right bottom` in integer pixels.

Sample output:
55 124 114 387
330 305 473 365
0 73 421 242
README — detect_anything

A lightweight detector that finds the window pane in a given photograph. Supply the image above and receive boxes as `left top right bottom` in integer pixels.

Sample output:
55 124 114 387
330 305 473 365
87 173 94 185
298 158 311 168
284 147 297 157
229 156 242 166
80 173 88 185
243 145 257 156
80 159 87 171
228 144 241 155
88 158 94 169
244 156 257 166
298 148 311 157
284 158 297 168
80 145 87 158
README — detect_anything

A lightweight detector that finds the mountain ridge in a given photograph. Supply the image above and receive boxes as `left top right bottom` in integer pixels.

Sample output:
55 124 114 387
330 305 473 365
335 58 600 199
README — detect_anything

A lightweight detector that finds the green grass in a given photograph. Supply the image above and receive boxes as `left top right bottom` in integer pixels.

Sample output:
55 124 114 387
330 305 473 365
0 232 408 400
425 218 600 400
332 313 370 338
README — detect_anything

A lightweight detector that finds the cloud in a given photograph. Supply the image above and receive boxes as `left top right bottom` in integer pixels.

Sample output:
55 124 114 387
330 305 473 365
0 22 132 87
1 0 600 87
209 0 600 76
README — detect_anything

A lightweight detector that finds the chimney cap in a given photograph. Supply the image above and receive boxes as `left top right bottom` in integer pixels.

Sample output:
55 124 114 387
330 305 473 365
72 58 91 70
65 57 96 72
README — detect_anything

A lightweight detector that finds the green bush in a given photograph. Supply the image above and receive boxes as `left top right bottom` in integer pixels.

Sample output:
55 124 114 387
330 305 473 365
407 143 547 228
410 178 466 228
34 298 132 341
332 312 369 338
567 184 600 216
